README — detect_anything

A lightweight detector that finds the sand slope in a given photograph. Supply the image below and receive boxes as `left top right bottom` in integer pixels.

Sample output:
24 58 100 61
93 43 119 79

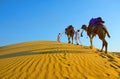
0 41 120 79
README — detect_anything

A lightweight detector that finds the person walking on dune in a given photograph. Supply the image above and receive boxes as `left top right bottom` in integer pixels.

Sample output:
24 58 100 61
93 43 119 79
75 30 81 45
57 33 61 42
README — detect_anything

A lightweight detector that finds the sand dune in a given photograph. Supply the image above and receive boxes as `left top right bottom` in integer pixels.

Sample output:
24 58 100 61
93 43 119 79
0 41 120 79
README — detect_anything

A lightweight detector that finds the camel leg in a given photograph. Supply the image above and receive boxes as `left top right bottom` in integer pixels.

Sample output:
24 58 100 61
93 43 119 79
68 36 71 43
90 37 93 48
100 40 104 52
101 39 108 54
72 36 73 44
104 40 108 54
90 33 96 48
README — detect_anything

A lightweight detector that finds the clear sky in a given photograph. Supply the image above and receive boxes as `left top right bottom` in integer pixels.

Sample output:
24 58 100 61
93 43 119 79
0 0 120 52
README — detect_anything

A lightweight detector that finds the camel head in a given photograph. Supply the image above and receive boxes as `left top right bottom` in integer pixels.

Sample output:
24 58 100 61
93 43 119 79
81 24 88 31
80 24 88 37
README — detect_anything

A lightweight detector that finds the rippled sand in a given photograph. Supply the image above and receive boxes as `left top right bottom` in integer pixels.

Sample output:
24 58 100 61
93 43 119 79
0 41 120 79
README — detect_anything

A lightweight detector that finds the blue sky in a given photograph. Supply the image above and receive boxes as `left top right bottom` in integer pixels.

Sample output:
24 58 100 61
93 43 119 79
0 0 120 52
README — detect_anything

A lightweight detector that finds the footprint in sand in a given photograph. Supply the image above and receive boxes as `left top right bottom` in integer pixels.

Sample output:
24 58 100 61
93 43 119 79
106 73 110 76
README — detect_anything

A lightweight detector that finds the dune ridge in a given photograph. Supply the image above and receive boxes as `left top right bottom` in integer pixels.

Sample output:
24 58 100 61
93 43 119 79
0 41 120 79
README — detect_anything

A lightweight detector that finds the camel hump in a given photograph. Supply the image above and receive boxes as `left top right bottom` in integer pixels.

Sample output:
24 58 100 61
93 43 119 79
68 25 74 29
67 25 74 31
65 25 75 35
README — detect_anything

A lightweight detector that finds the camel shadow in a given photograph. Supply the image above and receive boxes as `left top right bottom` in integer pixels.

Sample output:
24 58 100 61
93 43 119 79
0 49 93 59
0 50 65 59
0 51 38 59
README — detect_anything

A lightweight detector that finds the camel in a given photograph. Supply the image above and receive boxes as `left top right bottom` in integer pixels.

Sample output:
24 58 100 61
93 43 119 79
65 25 75 44
81 24 110 53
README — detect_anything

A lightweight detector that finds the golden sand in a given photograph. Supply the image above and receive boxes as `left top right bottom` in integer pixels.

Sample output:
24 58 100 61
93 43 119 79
0 41 120 79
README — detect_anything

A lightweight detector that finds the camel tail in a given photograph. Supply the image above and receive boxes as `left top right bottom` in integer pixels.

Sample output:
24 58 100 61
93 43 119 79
103 25 110 38
107 32 110 38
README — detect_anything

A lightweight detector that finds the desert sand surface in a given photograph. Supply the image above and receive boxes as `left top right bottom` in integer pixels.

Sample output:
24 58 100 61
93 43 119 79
0 41 120 79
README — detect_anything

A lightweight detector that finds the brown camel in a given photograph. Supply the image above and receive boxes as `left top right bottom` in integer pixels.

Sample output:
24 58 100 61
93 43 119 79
81 24 110 53
65 25 75 44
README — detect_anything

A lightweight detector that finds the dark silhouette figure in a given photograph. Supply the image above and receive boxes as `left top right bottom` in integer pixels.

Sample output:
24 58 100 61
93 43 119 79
81 17 110 53
65 25 75 44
